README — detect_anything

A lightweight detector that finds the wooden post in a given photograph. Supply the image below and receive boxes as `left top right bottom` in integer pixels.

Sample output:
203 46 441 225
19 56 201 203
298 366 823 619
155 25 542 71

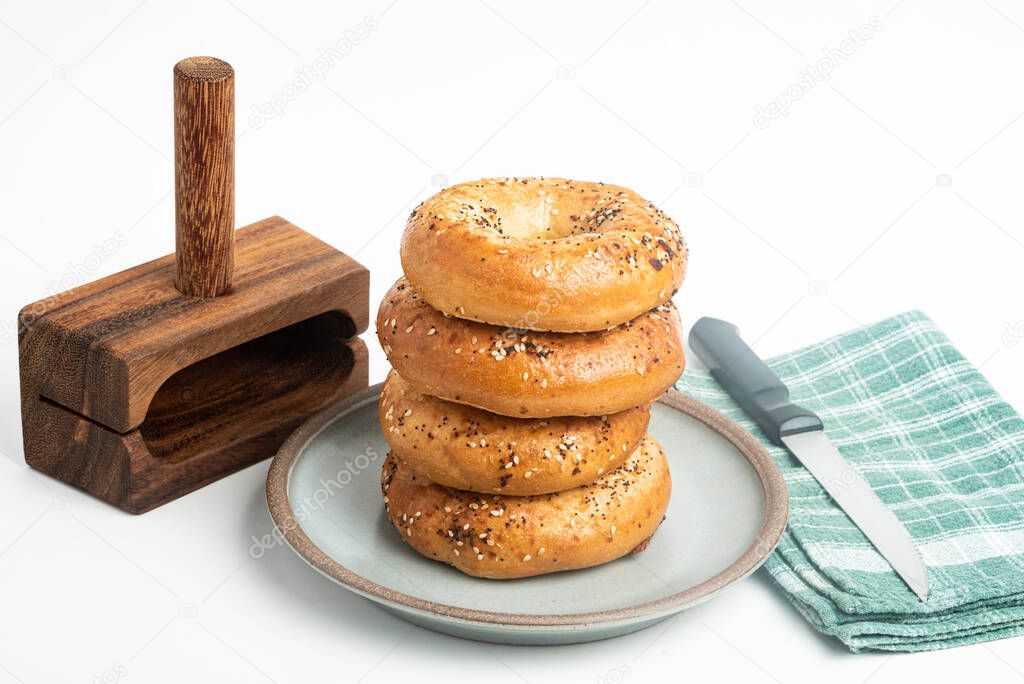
173 56 235 298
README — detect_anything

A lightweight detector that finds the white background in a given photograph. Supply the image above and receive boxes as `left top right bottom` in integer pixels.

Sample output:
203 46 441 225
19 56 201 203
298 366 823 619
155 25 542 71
1 1 1023 682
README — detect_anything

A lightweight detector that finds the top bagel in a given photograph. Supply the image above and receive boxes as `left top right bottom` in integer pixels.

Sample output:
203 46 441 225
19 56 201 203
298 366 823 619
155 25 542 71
401 177 687 332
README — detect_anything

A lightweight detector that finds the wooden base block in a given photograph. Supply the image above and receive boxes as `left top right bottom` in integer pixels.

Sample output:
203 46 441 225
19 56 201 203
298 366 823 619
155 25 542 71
19 216 369 513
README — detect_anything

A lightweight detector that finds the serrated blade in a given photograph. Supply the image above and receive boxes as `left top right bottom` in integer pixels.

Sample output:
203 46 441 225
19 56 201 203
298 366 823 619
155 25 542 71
781 430 929 601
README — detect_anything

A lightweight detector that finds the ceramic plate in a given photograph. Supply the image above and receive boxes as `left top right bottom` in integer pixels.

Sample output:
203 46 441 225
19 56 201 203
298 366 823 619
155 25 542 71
266 384 787 645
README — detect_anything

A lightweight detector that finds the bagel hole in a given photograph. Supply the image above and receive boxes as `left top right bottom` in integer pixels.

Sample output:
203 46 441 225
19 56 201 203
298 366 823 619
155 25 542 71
472 191 613 240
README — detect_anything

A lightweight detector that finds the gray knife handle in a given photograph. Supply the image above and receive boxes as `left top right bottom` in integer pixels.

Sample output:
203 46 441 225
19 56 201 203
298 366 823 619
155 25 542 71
689 317 823 446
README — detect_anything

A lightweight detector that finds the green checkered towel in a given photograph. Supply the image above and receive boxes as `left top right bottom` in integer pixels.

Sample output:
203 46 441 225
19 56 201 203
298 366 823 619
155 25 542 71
676 310 1024 652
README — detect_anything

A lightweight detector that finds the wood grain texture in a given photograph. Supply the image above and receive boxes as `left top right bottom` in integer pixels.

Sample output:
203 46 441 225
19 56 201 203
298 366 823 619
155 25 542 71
20 216 368 432
25 340 367 514
19 216 370 513
174 56 235 298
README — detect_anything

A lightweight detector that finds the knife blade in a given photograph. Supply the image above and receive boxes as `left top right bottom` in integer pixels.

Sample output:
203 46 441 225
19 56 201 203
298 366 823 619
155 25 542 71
689 316 929 601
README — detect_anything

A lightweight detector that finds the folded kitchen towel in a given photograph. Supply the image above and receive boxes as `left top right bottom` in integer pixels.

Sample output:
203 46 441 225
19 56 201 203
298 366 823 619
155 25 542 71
676 310 1024 652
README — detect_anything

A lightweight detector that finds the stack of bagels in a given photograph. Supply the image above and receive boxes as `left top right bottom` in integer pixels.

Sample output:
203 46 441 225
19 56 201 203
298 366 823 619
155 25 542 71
376 177 688 579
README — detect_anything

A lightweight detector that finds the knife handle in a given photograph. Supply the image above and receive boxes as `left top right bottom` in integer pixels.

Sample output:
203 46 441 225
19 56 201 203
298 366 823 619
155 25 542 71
689 317 823 446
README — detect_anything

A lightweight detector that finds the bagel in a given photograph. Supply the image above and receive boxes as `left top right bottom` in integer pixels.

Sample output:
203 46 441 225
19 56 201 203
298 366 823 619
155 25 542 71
380 434 671 579
401 177 687 332
377 278 685 418
379 370 650 495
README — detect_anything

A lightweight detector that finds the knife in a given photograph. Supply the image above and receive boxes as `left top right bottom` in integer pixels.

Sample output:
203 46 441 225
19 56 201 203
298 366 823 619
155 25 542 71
689 317 929 601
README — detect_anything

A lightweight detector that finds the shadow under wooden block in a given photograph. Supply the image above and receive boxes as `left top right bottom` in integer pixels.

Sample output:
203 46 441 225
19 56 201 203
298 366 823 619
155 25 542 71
19 216 369 513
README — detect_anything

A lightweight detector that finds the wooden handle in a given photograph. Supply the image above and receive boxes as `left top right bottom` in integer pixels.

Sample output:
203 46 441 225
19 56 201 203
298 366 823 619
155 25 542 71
174 56 235 298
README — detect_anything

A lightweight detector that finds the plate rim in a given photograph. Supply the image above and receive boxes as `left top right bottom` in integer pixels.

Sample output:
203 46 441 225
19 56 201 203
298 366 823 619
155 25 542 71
266 383 788 628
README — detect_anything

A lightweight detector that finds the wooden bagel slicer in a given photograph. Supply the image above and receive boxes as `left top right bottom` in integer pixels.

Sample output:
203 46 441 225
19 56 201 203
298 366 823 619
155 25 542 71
17 57 369 513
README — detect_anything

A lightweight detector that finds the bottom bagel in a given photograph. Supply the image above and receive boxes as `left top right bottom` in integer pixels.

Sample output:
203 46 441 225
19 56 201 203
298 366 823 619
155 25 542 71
381 434 671 579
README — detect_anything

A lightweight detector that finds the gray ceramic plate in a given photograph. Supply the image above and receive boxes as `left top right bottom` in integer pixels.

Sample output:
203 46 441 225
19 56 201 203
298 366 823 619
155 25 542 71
267 384 787 645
